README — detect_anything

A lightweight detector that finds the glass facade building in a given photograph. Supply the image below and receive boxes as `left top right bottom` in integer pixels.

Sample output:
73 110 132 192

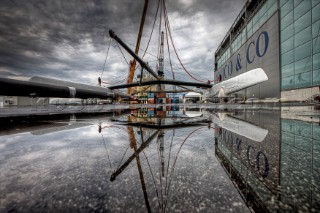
214 0 320 101
280 0 320 90
214 110 320 212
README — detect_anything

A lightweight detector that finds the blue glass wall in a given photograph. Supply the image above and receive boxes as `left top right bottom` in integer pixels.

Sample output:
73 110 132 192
281 119 320 208
280 0 320 90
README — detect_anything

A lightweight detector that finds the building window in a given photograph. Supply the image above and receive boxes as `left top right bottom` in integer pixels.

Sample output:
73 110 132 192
282 63 294 77
294 57 312 74
281 50 294 66
295 71 312 88
281 11 293 30
294 41 311 61
294 11 311 34
313 69 320 85
281 24 293 43
280 0 320 90
294 0 311 21
294 26 311 47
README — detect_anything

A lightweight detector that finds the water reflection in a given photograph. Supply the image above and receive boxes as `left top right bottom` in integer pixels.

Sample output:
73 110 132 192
0 107 319 212
214 109 320 212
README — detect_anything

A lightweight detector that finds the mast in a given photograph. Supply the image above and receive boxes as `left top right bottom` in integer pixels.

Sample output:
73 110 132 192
127 0 149 95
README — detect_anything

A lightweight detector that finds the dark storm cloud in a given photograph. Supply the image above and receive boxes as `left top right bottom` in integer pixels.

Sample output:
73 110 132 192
0 0 246 85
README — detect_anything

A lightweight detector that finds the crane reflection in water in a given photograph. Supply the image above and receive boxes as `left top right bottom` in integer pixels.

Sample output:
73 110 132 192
98 106 214 212
1 107 318 212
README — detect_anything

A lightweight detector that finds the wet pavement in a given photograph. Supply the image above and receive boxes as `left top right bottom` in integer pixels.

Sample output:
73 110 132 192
0 105 319 212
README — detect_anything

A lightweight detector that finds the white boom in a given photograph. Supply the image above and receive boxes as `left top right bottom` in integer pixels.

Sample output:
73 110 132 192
206 68 268 98
212 112 269 142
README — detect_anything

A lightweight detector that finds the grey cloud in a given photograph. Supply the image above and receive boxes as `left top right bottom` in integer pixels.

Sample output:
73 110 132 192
0 0 246 85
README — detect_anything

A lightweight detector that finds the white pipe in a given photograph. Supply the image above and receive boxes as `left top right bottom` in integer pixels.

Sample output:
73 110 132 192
207 68 268 98
212 113 268 142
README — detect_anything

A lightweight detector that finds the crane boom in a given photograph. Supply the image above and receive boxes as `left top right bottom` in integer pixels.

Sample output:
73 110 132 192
109 30 159 80
127 0 149 95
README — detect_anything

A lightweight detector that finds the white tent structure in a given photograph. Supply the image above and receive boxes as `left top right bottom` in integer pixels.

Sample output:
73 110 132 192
184 92 202 103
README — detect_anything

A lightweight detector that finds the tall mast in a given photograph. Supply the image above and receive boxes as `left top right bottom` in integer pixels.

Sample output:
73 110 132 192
127 0 149 95
157 31 164 78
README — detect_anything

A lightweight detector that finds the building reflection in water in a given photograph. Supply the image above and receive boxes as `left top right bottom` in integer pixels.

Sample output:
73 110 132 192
0 107 319 212
213 109 320 212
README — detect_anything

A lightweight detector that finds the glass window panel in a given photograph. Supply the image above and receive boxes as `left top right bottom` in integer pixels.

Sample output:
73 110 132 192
313 52 320 70
268 3 277 18
295 26 311 47
253 12 260 26
260 11 268 26
313 20 320 38
282 50 294 65
313 69 320 85
294 11 311 34
312 0 320 7
282 75 295 90
281 1 293 18
313 37 320 54
295 71 312 88
253 22 260 33
241 30 246 44
294 56 312 74
294 0 311 20
281 24 294 42
268 0 277 9
247 28 253 38
281 11 293 30
260 3 267 17
231 42 236 53
295 41 311 60
312 3 320 23
248 19 253 29
282 37 294 53
282 63 295 77
280 0 289 7
242 37 246 45
294 0 304 7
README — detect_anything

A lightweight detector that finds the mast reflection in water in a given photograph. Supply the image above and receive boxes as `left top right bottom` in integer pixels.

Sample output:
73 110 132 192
0 107 319 212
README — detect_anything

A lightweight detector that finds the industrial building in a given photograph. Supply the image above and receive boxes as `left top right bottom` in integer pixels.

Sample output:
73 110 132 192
214 0 320 102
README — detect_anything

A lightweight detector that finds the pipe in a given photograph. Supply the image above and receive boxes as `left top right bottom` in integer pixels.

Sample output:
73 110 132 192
207 68 268 98
109 30 159 80
0 77 131 99
108 79 212 90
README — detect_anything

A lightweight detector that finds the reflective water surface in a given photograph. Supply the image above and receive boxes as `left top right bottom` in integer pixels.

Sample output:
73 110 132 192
0 106 319 212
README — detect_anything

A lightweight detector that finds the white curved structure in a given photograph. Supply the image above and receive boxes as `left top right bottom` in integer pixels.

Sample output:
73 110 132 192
207 68 268 98
212 113 268 142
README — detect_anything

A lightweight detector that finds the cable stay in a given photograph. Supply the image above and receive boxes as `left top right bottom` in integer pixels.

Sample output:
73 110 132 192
162 0 214 83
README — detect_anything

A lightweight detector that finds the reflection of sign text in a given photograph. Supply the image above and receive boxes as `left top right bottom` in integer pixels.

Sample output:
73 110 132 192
217 127 269 177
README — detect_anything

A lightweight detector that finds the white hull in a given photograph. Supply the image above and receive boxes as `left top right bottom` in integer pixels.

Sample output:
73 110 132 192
208 68 268 98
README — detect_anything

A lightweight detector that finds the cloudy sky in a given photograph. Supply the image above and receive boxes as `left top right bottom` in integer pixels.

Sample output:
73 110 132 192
0 0 246 86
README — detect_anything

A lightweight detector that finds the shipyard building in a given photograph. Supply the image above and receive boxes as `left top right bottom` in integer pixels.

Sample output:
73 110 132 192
214 0 320 102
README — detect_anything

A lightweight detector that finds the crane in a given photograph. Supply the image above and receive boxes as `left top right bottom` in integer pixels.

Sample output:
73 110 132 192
127 0 149 95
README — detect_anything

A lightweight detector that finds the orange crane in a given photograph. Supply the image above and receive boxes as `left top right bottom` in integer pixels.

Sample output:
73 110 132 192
127 0 149 95
127 3 150 209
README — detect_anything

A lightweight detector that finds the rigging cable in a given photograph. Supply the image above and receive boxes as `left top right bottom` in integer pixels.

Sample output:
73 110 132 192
163 0 214 83
142 150 162 209
163 127 207 211
100 133 113 170
100 77 127 85
115 40 129 64
142 0 161 60
101 37 112 77
164 2 175 92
